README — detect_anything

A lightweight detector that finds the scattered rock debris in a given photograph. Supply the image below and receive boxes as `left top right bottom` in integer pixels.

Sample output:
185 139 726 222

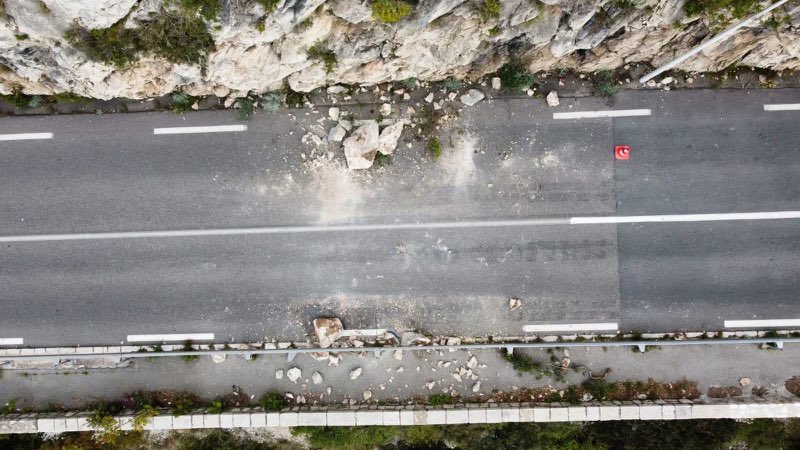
286 367 302 383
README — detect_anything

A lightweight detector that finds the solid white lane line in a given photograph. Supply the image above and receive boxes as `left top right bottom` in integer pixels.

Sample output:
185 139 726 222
153 125 247 135
552 109 651 119
523 323 619 333
0 338 24 345
724 319 800 328
126 333 215 342
2 211 799 243
0 218 570 243
764 104 800 111
570 211 800 225
0 132 53 141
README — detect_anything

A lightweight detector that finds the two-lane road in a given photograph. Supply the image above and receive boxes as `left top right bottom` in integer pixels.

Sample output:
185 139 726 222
0 89 798 346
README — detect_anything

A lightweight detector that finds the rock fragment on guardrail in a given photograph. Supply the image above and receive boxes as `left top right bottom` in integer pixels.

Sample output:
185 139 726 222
314 317 344 348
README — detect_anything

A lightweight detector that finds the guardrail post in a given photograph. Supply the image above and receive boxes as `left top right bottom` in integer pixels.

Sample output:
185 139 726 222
506 346 514 355
637 344 647 353
286 351 297 362
775 341 784 350
373 350 382 358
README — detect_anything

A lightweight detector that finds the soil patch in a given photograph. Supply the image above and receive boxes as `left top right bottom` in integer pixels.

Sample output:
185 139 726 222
707 386 743 399
785 377 800 396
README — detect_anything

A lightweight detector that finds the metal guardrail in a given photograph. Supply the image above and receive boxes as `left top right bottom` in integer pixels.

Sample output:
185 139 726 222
2 337 798 362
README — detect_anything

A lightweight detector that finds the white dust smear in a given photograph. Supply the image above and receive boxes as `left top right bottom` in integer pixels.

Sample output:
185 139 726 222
442 131 477 187
539 151 560 169
304 156 372 224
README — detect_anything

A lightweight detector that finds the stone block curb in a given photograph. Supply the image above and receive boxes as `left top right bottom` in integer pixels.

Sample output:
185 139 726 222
2 399 800 434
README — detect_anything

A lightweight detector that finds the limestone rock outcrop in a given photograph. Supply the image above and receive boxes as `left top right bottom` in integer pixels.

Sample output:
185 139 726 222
0 0 797 99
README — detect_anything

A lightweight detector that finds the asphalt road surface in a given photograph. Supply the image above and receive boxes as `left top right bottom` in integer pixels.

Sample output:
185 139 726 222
0 89 798 346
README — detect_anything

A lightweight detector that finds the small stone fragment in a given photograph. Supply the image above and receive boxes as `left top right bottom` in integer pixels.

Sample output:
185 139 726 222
350 367 363 380
492 77 501 90
660 76 674 85
287 367 302 383
425 381 435 390
467 356 478 369
310 352 330 361
393 350 403 361
546 91 559 107
363 390 373 400
509 298 522 310
275 369 284 379
460 89 485 106
326 386 332 395
380 103 392 116
425 93 435 103
472 381 481 392
312 371 323 384
328 354 341 366
740 377 752 387
328 107 340 121
328 125 346 142
453 373 462 382
211 354 226 363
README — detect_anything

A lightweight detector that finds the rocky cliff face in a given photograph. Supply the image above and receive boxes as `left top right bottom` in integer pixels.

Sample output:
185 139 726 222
0 0 798 100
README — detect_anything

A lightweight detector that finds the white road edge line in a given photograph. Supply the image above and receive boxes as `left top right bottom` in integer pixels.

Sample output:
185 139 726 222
724 319 800 328
523 323 619 333
126 333 215 343
153 125 247 135
569 211 800 224
764 104 800 111
0 132 53 141
1 211 799 243
0 338 24 346
340 329 388 337
553 109 651 119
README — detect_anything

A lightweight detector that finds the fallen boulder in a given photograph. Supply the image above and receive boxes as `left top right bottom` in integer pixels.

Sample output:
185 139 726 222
343 121 379 169
376 122 404 155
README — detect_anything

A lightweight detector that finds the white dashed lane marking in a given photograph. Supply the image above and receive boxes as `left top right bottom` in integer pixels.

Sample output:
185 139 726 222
153 125 247 135
0 132 53 141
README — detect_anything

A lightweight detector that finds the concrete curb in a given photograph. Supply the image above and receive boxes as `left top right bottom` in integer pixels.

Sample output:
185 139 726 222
2 398 799 434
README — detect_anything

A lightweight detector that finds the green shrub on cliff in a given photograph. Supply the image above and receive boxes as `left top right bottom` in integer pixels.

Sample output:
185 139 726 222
66 9 214 67
683 0 760 20
371 0 413 23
